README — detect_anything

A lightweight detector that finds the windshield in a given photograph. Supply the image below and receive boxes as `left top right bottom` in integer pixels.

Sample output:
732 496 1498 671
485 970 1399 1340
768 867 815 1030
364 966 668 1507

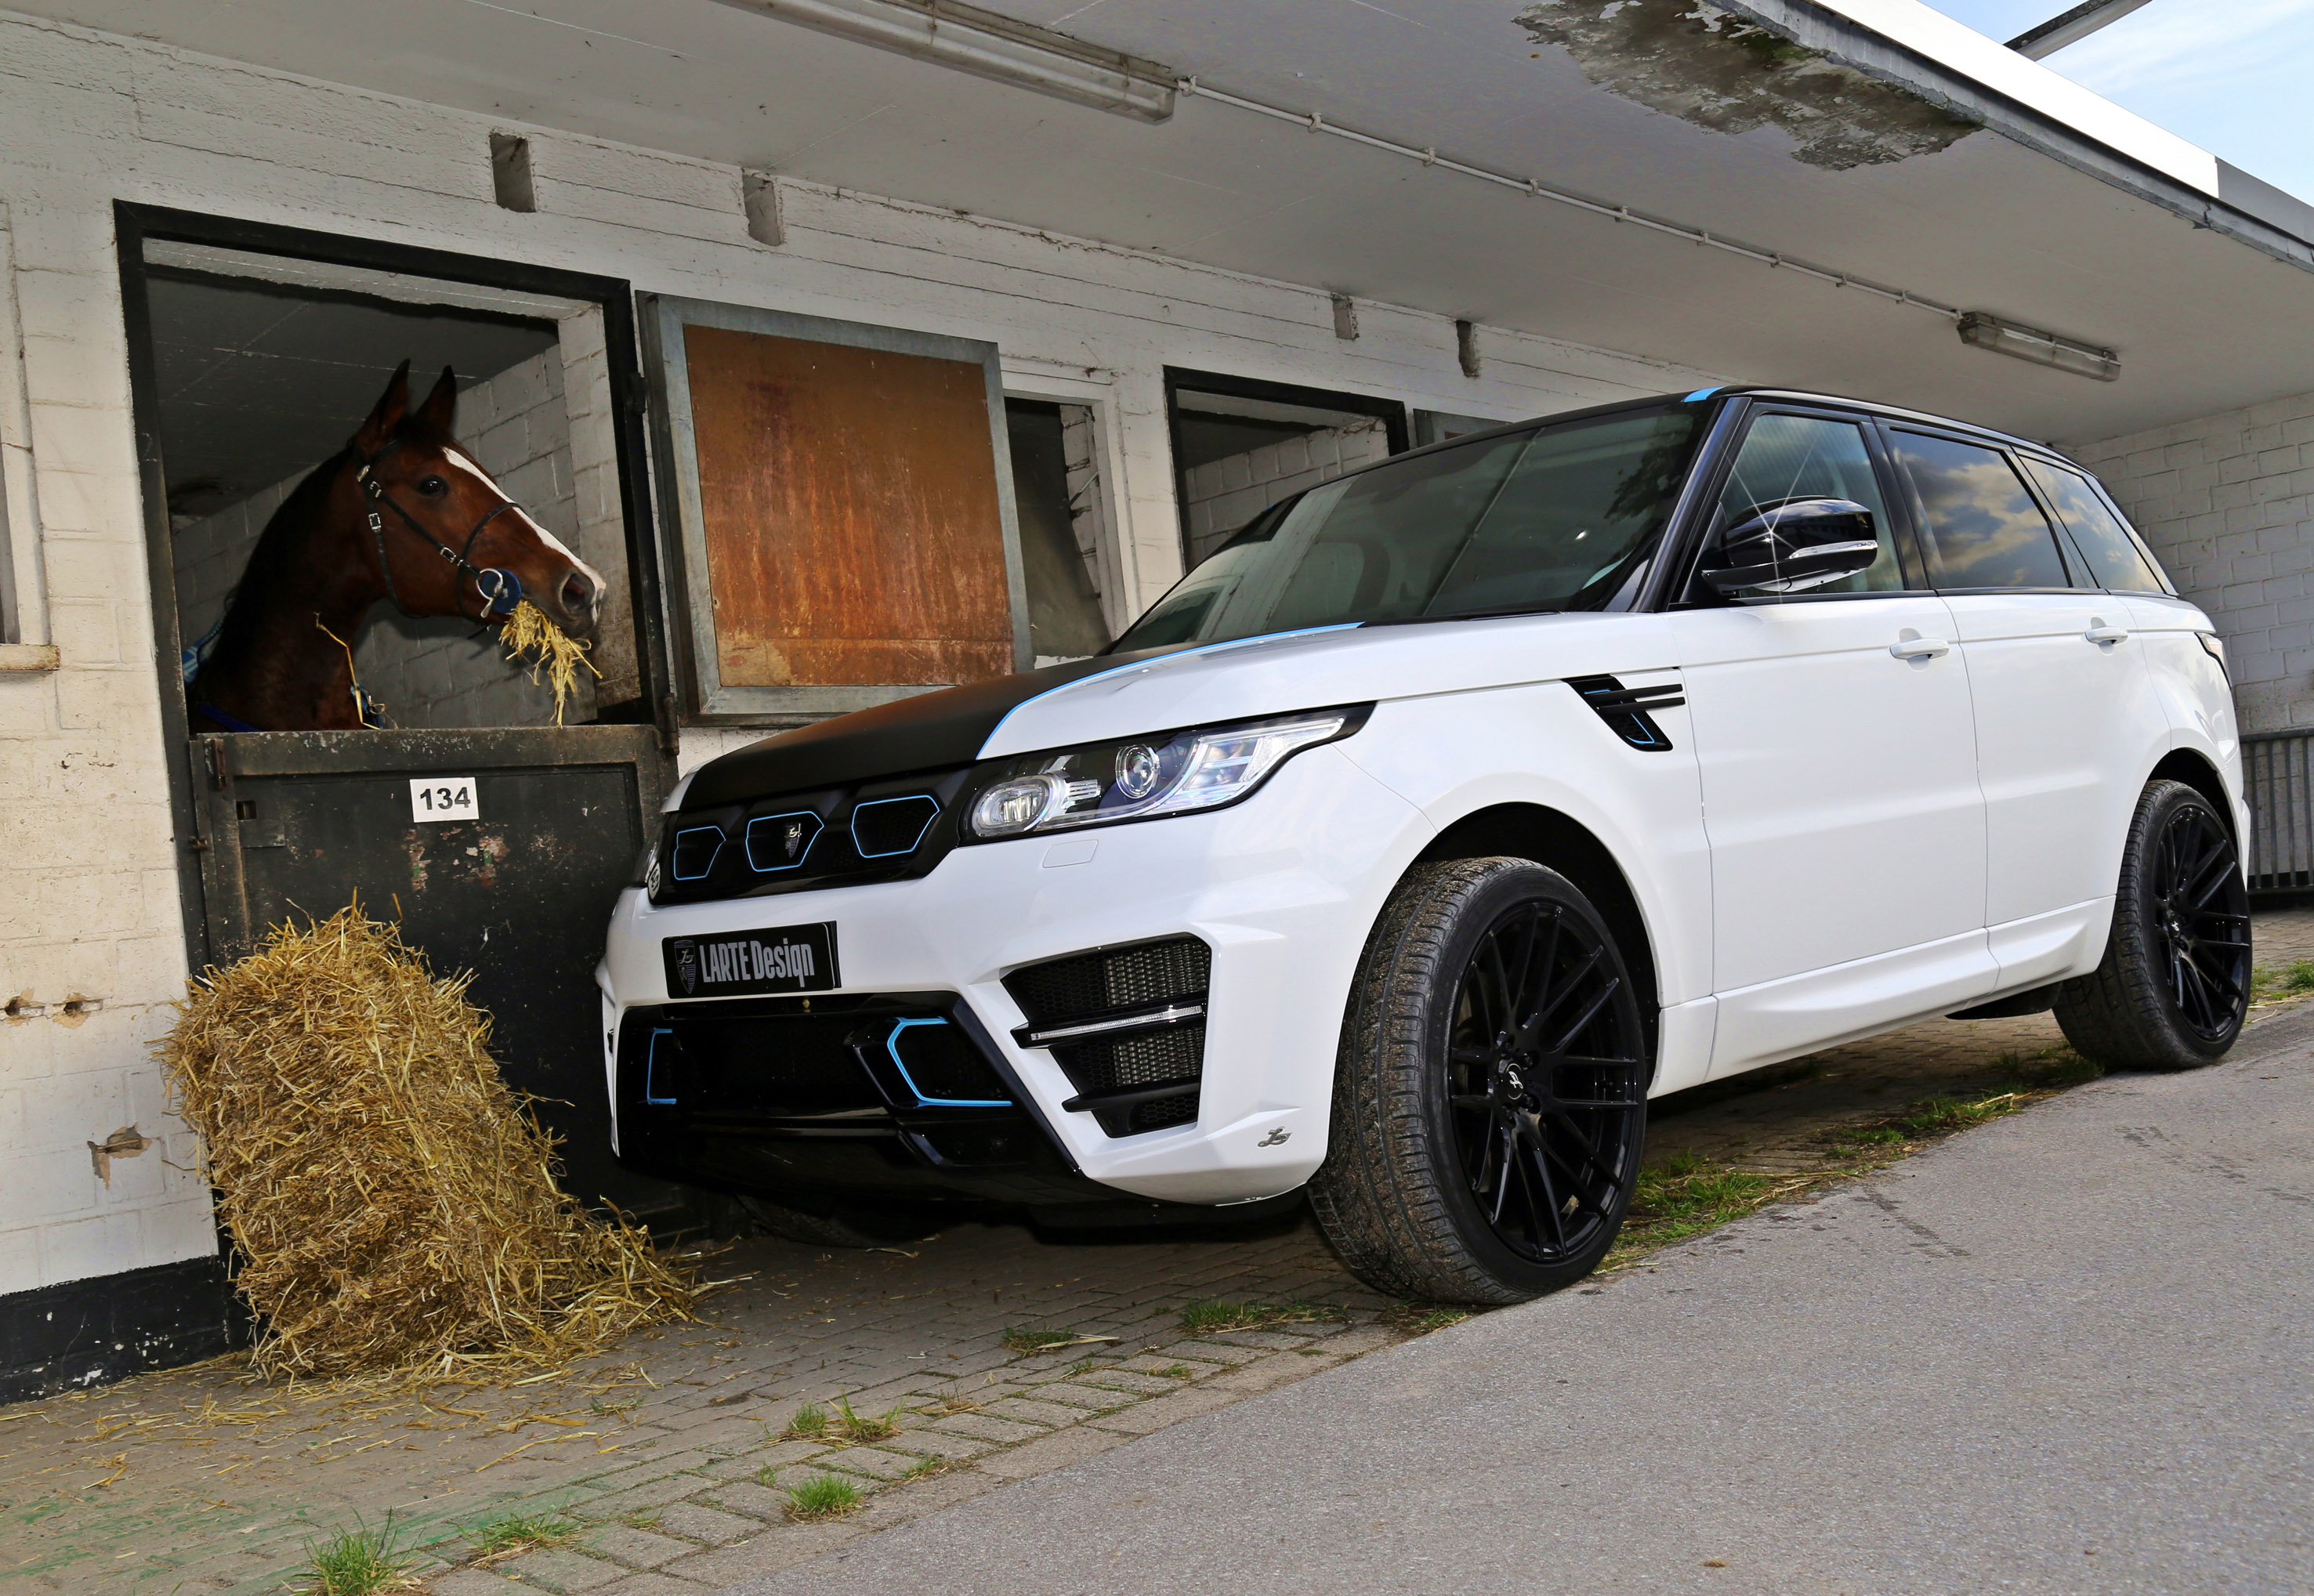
1112 405 1704 652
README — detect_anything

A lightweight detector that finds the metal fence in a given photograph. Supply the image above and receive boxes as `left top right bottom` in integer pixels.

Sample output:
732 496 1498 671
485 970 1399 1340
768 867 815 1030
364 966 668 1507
2244 729 2314 892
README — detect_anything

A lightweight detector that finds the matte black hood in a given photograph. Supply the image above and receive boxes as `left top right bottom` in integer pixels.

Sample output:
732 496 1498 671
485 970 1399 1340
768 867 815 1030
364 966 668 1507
680 652 1174 810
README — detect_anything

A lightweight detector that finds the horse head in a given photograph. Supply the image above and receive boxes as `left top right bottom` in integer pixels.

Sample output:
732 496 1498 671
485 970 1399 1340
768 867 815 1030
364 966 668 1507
350 361 603 643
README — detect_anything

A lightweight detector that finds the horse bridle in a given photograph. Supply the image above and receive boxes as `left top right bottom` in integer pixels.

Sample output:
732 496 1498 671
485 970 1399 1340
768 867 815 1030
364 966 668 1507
353 436 527 622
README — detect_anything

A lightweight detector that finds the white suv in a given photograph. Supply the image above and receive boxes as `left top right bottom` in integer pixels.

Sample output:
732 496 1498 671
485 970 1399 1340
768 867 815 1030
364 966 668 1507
599 388 2246 1302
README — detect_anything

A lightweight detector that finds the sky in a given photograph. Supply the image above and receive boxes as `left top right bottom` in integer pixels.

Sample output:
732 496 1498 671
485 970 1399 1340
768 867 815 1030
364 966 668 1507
1925 0 2314 202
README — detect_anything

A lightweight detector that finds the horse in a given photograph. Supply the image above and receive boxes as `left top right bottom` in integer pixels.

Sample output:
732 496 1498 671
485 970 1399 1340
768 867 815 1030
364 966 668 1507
186 360 605 733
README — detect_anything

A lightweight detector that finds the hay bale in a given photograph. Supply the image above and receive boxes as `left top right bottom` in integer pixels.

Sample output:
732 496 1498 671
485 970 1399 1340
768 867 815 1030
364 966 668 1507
158 907 691 1380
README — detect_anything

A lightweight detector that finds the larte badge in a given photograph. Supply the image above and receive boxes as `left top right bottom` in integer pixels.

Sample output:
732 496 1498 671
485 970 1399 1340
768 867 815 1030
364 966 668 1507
662 922 838 997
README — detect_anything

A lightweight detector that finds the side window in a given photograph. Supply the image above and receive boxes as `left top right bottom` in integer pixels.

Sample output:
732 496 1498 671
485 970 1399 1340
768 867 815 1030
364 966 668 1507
1889 430 2070 590
2020 458 2168 594
1714 413 1903 593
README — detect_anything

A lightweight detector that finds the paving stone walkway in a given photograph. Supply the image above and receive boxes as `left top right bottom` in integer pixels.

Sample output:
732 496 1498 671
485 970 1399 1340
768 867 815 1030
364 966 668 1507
6 907 2308 1596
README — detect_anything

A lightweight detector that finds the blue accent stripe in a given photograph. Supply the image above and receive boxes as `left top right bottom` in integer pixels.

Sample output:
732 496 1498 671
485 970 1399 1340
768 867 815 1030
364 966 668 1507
885 1018 1011 1108
980 623 1364 755
1683 387 1723 403
644 1027 678 1105
850 794 942 859
670 825 723 881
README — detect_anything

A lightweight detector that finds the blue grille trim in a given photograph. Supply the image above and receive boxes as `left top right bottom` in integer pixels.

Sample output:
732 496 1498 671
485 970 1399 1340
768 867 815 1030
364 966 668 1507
886 1018 1011 1108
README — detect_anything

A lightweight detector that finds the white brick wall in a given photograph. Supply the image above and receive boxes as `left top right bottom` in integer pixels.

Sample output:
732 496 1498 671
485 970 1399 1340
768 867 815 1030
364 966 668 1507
2064 389 2314 733
1181 418 1392 567
0 7 1713 1296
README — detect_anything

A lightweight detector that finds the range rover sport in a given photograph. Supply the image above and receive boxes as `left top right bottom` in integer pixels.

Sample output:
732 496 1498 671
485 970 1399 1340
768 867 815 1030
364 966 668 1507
598 386 2247 1303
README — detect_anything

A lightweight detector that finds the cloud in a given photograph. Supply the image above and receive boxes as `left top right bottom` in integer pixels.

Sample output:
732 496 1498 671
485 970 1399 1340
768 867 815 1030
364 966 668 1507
2047 0 2314 97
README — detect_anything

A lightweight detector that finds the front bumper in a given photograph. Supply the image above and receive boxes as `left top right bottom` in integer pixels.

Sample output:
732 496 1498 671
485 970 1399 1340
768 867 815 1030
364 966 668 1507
598 744 1429 1206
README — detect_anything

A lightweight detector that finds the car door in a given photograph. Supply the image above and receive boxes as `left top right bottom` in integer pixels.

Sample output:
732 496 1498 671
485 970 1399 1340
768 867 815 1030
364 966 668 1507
1888 429 2166 992
1667 405 1994 1077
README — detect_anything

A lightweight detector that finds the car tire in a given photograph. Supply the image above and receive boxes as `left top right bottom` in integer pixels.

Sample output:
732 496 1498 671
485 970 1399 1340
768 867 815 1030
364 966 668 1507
1309 856 1650 1305
737 1196 935 1249
2055 779 2250 1070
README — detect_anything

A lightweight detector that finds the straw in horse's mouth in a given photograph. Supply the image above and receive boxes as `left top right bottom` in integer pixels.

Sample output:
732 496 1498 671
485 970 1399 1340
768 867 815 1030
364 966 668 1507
500 599 600 726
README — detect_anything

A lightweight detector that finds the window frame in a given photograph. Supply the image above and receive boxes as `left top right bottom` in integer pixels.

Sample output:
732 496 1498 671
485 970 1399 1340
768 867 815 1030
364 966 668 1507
1664 397 1930 607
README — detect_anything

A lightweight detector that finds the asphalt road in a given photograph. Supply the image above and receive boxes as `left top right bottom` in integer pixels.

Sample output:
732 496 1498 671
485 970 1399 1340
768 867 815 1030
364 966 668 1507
723 1002 2314 1596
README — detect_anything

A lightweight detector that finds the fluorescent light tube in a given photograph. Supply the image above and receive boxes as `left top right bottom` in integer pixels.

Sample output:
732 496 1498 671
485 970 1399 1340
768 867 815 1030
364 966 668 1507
1957 312 2121 382
715 0 1175 121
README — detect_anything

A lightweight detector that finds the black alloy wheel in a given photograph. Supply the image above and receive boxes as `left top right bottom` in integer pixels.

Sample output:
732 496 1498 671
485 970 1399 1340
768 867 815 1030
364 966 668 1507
1312 857 1649 1304
2057 779 2250 1069
1446 897 1647 1268
2149 796 2252 1040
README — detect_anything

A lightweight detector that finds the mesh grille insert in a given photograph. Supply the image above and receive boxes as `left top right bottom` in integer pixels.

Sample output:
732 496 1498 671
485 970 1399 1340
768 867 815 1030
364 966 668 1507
1005 938 1211 1024
1007 938 1210 1138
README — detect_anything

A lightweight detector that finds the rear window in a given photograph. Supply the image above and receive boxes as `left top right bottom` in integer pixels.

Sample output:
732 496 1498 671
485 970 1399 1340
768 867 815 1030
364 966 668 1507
2021 458 2169 593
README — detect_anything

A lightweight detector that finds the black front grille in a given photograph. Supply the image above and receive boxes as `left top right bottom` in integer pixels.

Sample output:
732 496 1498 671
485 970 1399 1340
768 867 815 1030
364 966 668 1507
651 767 969 907
1005 937 1211 1138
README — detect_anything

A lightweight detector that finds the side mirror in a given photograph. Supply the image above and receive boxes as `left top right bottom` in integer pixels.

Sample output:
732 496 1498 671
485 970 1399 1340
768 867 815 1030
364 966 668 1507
1699 498 1881 595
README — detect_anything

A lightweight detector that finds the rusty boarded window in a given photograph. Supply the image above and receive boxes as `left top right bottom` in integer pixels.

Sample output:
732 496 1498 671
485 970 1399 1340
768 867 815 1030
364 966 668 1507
644 298 1026 720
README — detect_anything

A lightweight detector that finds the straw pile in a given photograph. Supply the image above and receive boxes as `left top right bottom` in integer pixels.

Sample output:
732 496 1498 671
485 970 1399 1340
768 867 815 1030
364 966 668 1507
500 599 600 726
158 907 692 1381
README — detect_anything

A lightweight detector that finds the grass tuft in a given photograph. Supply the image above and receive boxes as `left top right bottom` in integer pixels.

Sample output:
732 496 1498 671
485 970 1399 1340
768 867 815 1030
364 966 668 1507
2252 960 2314 1004
781 1402 829 1442
1178 1300 1349 1336
901 1454 965 1479
302 1516 420 1595
463 1511 579 1567
1001 1326 1078 1355
1152 1363 1195 1379
617 1508 661 1530
784 1473 864 1522
832 1394 900 1443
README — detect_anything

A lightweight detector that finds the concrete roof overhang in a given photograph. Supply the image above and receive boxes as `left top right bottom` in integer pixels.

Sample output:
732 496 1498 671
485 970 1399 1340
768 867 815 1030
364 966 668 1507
18 0 2313 443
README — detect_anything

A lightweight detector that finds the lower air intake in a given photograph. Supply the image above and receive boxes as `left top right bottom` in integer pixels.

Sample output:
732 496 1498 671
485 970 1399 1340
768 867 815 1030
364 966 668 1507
1005 937 1210 1138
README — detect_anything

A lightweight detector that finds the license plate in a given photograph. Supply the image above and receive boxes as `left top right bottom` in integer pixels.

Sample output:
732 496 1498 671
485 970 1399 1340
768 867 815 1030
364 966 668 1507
663 923 838 997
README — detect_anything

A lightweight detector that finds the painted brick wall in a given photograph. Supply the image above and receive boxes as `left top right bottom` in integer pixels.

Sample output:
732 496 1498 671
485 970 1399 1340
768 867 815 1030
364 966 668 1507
0 8 1715 1295
2064 389 2314 734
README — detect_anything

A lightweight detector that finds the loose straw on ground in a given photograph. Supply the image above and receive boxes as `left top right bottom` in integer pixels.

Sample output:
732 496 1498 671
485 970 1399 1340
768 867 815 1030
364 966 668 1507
500 598 599 726
157 907 690 1381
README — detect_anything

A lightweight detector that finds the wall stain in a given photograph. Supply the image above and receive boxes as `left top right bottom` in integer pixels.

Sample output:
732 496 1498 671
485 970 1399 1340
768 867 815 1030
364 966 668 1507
1517 1 1978 170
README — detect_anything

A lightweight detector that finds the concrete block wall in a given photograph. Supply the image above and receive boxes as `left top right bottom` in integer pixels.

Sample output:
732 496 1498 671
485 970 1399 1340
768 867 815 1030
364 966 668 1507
1181 418 1392 567
2065 387 2314 734
0 6 1714 1302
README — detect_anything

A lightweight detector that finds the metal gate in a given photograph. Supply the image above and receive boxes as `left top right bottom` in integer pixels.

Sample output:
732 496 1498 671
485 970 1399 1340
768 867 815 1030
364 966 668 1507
2244 727 2314 894
186 726 679 1213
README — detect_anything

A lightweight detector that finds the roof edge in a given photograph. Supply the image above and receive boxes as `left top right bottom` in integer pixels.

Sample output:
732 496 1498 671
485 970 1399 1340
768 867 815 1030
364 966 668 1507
1721 0 2314 270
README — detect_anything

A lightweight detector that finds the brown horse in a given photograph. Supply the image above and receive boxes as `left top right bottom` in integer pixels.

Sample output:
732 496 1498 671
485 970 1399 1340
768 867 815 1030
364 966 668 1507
186 361 603 733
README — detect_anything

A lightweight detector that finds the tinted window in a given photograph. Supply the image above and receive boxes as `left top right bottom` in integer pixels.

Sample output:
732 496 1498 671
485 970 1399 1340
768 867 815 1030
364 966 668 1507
1892 431 2070 590
1111 407 1702 650
1715 414 1903 593
2021 458 2167 593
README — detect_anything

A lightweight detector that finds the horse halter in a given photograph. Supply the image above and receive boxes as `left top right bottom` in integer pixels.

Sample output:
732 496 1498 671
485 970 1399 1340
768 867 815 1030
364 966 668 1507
352 436 527 623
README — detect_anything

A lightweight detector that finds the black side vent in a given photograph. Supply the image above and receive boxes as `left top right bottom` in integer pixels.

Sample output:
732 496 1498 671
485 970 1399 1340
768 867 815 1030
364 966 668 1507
1567 675 1683 752
1005 937 1211 1137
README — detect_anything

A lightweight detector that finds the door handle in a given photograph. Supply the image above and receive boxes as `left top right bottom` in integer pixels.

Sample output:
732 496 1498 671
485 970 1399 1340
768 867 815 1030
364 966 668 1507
2085 619 2129 645
1889 632 1950 660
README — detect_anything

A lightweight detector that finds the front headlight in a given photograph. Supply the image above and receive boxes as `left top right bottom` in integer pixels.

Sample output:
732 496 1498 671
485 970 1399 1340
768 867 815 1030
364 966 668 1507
961 705 1370 841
